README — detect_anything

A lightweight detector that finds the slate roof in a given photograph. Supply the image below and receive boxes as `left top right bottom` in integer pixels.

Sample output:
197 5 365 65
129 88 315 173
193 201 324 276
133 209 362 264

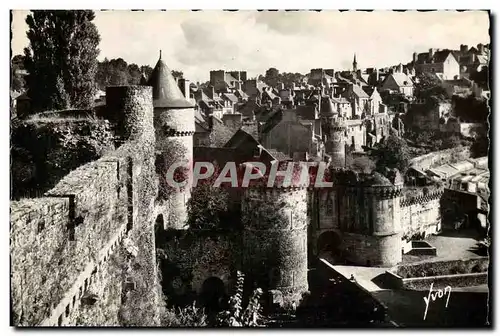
415 50 458 65
241 123 259 139
295 105 317 120
266 149 291 161
147 56 194 108
235 89 249 99
351 84 369 98
390 73 414 87
222 93 239 103
260 109 283 134
224 128 260 149
264 89 278 100
320 97 337 116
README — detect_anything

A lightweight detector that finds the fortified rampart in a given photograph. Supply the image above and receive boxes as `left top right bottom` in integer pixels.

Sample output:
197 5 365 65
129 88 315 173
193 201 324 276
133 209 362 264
10 117 114 199
242 187 309 305
409 147 471 171
10 86 160 327
400 188 444 238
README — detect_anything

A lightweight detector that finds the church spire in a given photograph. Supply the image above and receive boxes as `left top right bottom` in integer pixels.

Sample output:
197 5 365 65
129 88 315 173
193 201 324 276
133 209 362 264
353 53 358 72
159 49 162 60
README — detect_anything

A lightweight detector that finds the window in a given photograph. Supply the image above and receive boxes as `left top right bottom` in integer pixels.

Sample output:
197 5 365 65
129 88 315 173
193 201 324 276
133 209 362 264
325 195 333 216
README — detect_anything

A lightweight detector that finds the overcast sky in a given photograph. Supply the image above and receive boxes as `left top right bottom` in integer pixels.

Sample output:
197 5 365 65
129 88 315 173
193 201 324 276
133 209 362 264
11 10 490 83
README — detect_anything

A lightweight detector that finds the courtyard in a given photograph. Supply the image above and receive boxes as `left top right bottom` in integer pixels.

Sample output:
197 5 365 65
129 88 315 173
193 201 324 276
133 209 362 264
324 228 489 327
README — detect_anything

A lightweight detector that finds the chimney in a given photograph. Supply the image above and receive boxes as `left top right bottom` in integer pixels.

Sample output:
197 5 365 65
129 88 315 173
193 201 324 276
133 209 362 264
460 44 468 53
375 68 379 82
477 43 484 54
413 52 417 63
278 82 285 90
207 108 214 131
209 85 216 100
222 113 242 130
239 71 247 82
177 78 191 100
429 48 435 62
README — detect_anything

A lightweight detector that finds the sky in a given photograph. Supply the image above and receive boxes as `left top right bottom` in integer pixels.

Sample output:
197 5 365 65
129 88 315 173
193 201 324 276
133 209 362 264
11 10 490 83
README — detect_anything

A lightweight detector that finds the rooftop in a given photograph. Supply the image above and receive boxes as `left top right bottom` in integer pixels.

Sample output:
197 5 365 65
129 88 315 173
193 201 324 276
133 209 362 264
146 54 194 108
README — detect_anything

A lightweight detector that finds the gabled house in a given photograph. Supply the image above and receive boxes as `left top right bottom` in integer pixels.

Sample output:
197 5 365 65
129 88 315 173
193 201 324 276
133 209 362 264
380 72 414 97
344 84 370 118
413 49 460 80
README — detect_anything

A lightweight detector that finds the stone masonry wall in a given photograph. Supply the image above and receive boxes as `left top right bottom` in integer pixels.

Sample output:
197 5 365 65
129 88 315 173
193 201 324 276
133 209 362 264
10 86 159 327
242 188 309 305
156 231 238 298
343 232 402 267
400 196 442 238
155 107 195 229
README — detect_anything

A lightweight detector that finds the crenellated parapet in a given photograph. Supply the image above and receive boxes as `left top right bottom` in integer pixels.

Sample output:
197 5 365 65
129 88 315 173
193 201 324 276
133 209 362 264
362 185 404 199
400 188 444 207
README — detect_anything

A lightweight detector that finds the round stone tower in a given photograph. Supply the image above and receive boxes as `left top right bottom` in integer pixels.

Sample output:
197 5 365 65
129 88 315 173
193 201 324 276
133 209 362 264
105 85 155 143
242 183 309 306
146 53 195 229
320 97 346 168
362 173 404 267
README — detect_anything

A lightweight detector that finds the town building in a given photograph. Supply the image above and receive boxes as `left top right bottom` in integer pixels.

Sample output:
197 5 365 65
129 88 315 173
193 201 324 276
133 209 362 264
413 49 460 80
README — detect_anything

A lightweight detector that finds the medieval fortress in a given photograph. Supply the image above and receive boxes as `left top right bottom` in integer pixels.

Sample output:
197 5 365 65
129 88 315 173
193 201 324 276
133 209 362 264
10 56 442 326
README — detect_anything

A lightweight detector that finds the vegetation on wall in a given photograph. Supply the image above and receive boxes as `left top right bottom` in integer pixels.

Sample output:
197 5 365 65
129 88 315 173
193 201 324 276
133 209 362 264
10 120 114 199
414 72 450 106
187 181 231 230
215 271 264 327
369 135 411 175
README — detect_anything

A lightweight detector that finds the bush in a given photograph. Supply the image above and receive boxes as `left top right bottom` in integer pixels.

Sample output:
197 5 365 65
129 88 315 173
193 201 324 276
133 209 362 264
160 303 207 327
216 271 264 327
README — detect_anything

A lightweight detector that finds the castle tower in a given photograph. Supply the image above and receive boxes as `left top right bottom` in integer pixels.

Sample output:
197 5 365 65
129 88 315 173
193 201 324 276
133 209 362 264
352 53 358 73
320 97 346 167
342 172 404 267
147 52 195 229
242 182 309 306
104 85 160 325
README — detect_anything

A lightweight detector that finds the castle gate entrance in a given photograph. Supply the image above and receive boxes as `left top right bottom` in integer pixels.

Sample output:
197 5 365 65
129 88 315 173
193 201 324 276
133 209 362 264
200 277 226 312
316 231 343 263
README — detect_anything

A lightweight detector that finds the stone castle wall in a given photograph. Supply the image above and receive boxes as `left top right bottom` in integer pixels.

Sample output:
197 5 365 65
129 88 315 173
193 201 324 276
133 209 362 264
155 107 195 229
10 86 160 327
155 230 238 299
242 188 309 304
400 189 443 238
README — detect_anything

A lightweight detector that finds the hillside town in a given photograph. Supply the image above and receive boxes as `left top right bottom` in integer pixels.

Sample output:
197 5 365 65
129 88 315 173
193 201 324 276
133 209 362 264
10 10 490 328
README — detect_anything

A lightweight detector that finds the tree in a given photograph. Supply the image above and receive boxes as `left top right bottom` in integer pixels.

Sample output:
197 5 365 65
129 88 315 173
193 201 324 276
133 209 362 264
171 70 183 80
349 156 376 174
11 55 26 92
127 63 142 85
442 135 461 149
414 72 450 105
140 65 153 79
264 67 280 87
470 65 489 89
24 10 100 111
370 135 411 174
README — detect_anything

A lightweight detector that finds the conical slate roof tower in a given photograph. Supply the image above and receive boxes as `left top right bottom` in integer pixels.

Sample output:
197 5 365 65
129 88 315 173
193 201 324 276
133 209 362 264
146 51 194 108
148 51 195 231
